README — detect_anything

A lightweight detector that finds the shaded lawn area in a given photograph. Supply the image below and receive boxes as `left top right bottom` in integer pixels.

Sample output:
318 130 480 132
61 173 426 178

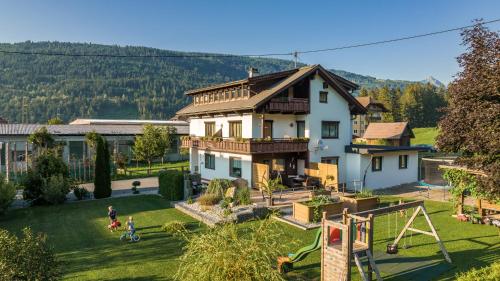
113 161 189 181
0 196 498 281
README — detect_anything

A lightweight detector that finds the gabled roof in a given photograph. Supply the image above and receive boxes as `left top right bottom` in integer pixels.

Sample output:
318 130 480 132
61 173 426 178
362 122 414 140
176 64 366 117
356 97 389 112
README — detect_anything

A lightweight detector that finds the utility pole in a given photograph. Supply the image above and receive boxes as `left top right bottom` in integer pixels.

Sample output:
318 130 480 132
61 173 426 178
293 51 299 68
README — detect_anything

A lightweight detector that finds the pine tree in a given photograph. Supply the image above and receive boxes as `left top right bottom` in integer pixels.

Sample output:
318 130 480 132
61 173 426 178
93 136 112 199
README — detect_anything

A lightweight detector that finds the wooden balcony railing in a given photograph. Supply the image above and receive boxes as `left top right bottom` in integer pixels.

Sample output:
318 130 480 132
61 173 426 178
181 137 309 154
264 98 309 114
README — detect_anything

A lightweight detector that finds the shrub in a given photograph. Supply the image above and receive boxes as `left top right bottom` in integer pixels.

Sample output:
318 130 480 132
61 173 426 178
206 179 232 198
356 189 374 198
161 221 188 238
456 262 500 281
73 186 89 200
158 170 184 201
197 193 221 206
22 153 69 204
0 227 61 281
0 174 16 215
93 136 112 199
41 174 71 204
174 219 288 281
220 197 232 209
236 187 251 205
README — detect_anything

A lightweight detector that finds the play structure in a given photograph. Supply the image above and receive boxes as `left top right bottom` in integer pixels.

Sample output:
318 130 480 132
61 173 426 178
278 228 323 273
280 200 452 281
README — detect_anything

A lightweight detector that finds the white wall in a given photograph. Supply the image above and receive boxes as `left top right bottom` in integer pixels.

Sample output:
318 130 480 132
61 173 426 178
196 149 252 185
346 151 419 190
189 114 253 138
252 113 302 139
305 74 352 183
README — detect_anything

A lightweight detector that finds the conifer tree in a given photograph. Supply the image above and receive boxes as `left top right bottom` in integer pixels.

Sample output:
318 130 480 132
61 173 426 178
93 136 112 199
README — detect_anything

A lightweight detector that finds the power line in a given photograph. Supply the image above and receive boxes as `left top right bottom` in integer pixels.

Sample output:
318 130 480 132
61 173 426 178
0 18 498 59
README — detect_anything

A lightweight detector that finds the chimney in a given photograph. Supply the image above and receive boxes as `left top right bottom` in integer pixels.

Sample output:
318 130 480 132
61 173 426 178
248 67 259 78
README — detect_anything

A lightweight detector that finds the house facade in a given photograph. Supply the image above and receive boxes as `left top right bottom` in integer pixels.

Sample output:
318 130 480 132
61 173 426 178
352 96 388 137
177 65 421 190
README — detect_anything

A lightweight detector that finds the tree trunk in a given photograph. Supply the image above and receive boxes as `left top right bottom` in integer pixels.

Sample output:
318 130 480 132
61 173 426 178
147 160 151 176
267 195 273 206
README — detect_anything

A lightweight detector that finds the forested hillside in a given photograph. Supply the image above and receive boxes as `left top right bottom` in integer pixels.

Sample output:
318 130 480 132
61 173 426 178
0 41 428 123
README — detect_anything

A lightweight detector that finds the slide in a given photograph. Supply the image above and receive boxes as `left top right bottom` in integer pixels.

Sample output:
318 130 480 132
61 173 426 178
288 228 322 263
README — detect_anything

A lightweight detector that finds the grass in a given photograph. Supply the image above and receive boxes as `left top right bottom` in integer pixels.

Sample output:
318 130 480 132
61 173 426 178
113 161 189 181
412 127 438 145
0 195 498 280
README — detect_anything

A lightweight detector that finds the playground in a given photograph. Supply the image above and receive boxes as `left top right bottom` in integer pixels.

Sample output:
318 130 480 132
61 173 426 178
0 195 498 280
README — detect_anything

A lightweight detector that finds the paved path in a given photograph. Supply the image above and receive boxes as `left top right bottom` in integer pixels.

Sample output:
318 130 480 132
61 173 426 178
79 177 159 192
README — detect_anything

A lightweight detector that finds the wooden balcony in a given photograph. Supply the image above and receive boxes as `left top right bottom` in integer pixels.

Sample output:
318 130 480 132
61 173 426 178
263 98 309 114
181 137 309 154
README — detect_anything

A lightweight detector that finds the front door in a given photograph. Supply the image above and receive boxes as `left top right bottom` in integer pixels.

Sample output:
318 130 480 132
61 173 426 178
263 120 273 139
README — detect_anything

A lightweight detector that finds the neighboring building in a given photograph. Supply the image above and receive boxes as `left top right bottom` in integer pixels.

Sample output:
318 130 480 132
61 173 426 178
69 119 188 127
0 120 189 175
352 96 388 137
361 122 414 146
177 65 421 190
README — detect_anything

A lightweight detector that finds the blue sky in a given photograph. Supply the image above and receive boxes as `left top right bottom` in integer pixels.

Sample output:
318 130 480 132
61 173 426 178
0 1 499 83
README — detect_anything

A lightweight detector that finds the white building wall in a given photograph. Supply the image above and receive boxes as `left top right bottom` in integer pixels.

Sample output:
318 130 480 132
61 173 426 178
196 149 252 185
305 74 352 183
347 151 419 190
251 113 301 139
189 114 253 138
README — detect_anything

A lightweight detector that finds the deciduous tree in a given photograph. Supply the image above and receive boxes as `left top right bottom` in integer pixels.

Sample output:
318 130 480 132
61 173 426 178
133 125 176 175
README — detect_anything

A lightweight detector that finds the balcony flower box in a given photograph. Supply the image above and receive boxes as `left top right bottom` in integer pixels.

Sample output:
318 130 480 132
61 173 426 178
339 194 379 212
293 198 343 223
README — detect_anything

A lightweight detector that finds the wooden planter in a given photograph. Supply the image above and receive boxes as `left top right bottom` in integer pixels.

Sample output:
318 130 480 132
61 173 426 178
339 195 379 213
477 199 500 217
293 201 343 223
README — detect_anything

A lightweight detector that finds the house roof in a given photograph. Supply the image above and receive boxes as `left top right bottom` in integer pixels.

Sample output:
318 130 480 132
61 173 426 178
0 123 189 137
362 122 414 140
345 144 427 155
0 117 8 124
70 119 188 126
355 97 389 112
176 64 366 117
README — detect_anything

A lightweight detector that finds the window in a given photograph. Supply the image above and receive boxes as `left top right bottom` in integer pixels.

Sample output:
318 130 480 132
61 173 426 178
205 153 215 170
204 122 215 137
399 155 408 169
229 121 242 138
321 121 339 139
323 82 328 89
354 121 358 125
263 120 273 139
272 159 285 172
296 121 305 138
321 157 339 165
319 91 328 103
354 129 358 134
372 156 383 172
230 157 242 177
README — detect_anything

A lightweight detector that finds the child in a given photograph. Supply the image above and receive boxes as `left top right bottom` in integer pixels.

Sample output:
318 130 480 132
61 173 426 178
108 206 118 232
126 216 136 241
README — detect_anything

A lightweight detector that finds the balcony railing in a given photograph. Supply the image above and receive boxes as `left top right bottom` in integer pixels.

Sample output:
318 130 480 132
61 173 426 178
181 137 309 154
264 98 309 114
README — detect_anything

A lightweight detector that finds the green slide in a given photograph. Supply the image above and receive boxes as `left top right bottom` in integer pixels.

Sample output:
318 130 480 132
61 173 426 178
288 228 322 263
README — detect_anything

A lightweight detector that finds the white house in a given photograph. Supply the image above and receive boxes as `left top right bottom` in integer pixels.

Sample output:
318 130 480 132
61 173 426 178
176 65 422 190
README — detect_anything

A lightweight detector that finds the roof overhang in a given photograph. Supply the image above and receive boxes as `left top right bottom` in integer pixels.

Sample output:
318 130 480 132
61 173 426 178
345 144 428 154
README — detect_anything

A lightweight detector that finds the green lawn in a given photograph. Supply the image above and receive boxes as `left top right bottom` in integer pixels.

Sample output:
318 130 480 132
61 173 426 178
113 161 189 181
0 195 498 280
412 127 438 145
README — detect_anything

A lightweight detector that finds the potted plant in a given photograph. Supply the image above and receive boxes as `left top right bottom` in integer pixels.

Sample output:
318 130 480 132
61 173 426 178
132 180 141 194
259 178 286 206
339 190 378 212
293 195 343 223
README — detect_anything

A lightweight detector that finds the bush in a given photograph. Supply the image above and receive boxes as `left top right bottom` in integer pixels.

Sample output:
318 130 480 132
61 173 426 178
161 221 188 237
94 136 112 199
456 262 500 281
0 227 61 281
0 174 16 215
197 193 221 206
220 197 232 209
174 219 288 281
73 186 89 200
158 170 184 201
236 187 251 205
22 153 69 204
206 179 232 198
41 174 71 204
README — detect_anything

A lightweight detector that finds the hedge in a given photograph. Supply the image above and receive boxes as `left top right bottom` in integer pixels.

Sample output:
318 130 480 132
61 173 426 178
158 170 184 201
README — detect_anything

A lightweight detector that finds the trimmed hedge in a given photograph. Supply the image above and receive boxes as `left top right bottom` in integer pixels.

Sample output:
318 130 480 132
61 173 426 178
158 170 184 201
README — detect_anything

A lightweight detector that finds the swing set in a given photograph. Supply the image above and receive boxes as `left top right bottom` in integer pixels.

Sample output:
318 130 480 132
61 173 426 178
321 200 451 281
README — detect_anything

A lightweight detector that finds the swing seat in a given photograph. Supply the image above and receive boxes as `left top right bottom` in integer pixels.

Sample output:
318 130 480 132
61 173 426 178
386 243 398 254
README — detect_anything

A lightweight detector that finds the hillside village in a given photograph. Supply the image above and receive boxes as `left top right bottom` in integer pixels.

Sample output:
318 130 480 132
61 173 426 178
0 3 498 281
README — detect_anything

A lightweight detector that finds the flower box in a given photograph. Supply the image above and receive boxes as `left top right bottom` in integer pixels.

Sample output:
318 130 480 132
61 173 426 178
338 195 379 212
293 200 343 223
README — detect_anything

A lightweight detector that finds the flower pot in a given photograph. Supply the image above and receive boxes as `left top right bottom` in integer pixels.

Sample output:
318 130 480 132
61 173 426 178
293 200 343 223
338 195 379 212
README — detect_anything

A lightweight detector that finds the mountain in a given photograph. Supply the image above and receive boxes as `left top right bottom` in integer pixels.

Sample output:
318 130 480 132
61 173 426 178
421 76 445 88
0 41 432 123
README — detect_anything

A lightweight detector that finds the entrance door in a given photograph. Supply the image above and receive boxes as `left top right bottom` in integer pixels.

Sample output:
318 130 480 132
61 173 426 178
263 120 273 139
296 121 305 138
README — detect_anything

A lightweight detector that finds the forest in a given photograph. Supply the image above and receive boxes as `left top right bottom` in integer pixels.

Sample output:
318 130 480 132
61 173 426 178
0 41 440 124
